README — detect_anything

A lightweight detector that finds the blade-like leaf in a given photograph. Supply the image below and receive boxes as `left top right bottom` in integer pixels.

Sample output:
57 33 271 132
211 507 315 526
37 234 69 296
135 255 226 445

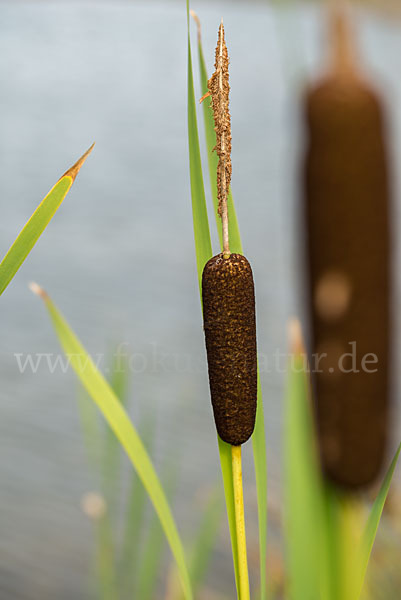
217 437 240 592
252 376 268 600
320 489 364 600
0 145 94 296
187 11 212 292
187 2 240 593
194 16 267 598
93 511 118 600
119 417 156 598
77 385 102 474
189 489 223 596
284 330 329 600
356 442 401 599
31 286 192 600
321 484 343 600
77 386 117 599
136 467 177 600
175 488 223 600
102 350 130 509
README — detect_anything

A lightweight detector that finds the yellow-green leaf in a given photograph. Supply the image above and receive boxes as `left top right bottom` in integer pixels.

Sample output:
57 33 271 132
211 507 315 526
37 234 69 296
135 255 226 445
356 442 401 599
0 144 94 296
31 285 192 600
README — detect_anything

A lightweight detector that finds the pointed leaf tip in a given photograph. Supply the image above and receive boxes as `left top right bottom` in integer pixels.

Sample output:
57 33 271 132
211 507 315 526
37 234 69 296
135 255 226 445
288 317 304 356
61 142 95 182
190 10 201 42
29 281 48 301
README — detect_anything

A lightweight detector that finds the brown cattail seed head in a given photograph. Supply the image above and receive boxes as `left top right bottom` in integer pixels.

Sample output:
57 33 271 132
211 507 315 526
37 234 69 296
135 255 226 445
303 19 391 489
202 253 257 446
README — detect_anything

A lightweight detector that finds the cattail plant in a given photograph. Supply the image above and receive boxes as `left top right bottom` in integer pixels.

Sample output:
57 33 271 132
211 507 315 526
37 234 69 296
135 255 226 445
200 21 257 599
303 7 391 489
15 5 401 599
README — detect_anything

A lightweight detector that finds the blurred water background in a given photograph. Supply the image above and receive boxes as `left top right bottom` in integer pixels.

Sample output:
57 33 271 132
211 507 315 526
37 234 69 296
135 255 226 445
0 1 401 598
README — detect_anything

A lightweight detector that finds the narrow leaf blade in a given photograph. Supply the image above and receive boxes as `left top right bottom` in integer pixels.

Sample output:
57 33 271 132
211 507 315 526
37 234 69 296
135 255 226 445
356 442 401 599
189 489 223 596
119 417 155 597
0 145 93 296
252 375 268 600
77 385 102 474
102 351 130 508
33 288 192 600
187 26 212 287
136 468 177 600
284 342 328 600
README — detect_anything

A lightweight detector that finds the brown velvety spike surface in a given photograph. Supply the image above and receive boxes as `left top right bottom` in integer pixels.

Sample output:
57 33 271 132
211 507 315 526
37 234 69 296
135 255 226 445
202 253 257 446
304 74 391 489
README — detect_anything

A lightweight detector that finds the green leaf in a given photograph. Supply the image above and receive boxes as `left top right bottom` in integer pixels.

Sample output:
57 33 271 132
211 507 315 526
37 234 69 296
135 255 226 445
284 345 329 600
32 287 192 600
321 488 363 600
136 467 177 600
76 385 102 474
76 386 117 600
119 417 156 598
188 489 223 596
356 442 401 599
320 485 343 600
93 511 118 600
102 350 130 509
217 437 240 593
252 376 268 600
195 17 267 598
187 3 240 594
0 145 94 296
187 7 212 293
175 488 223 600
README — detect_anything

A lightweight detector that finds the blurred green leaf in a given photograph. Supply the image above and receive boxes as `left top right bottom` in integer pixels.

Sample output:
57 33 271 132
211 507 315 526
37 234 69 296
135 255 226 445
284 346 329 600
356 442 401 599
0 145 93 296
33 288 192 600
94 510 118 600
189 489 223 596
119 417 156 597
102 350 130 508
321 485 343 600
136 467 177 600
77 385 102 474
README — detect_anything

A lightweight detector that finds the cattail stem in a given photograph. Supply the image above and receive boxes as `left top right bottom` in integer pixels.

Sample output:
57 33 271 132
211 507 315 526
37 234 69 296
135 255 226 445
339 498 362 600
329 4 356 75
232 445 250 600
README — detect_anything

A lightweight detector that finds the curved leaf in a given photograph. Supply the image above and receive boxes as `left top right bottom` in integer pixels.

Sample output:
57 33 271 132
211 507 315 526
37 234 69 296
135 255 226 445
356 442 401 599
31 285 192 600
0 144 93 296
